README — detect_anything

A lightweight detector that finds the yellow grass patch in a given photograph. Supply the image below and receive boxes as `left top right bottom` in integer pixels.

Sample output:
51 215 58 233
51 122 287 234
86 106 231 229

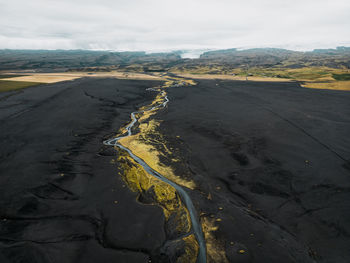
302 81 350 91
176 73 292 82
1 71 164 84
1 74 81 83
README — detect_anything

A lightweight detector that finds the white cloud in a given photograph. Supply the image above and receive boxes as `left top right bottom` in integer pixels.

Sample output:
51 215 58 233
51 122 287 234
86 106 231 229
0 0 349 51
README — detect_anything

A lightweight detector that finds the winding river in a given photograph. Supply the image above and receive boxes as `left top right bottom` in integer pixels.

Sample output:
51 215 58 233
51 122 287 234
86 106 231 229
103 84 206 263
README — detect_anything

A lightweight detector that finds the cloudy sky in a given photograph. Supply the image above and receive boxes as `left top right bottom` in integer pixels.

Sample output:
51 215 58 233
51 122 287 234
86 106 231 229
0 0 349 51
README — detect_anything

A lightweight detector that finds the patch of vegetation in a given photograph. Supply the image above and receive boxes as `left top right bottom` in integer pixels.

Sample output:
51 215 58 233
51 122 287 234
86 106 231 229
0 74 25 79
332 73 350 81
302 81 350 91
252 67 334 81
173 66 344 81
0 80 41 92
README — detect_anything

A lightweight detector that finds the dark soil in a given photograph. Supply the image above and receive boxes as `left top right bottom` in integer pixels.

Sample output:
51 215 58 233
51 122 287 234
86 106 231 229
1 77 349 263
156 79 350 263
0 78 166 263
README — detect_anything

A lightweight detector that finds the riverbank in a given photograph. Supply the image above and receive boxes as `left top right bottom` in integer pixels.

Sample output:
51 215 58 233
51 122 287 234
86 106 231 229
104 78 206 262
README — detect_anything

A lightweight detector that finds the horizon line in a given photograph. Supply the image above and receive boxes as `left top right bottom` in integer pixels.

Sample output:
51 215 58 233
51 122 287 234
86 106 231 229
1 46 350 53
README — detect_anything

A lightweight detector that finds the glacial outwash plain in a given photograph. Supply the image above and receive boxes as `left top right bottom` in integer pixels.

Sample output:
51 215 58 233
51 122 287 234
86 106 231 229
0 48 349 263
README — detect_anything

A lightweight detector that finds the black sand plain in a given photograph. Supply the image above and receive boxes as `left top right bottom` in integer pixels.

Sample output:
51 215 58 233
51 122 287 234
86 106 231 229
0 78 165 262
156 79 350 263
0 77 349 263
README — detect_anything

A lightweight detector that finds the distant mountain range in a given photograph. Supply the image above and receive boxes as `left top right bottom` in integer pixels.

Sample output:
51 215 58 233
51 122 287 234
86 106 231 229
1 47 349 71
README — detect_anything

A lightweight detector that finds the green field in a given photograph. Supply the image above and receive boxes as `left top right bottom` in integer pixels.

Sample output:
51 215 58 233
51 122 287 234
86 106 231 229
0 80 42 92
332 73 350 81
